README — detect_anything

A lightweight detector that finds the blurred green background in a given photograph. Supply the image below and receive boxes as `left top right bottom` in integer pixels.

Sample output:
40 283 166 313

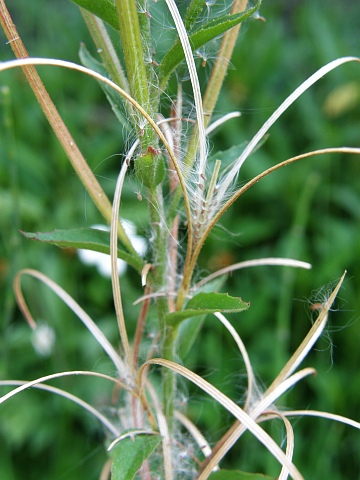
1 0 360 478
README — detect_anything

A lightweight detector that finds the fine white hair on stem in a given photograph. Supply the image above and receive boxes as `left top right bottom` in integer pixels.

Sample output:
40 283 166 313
147 192 180 242
142 359 303 480
13 269 126 377
195 257 312 289
145 380 173 480
174 411 215 465
157 116 174 152
217 56 360 200
163 0 210 238
0 380 121 437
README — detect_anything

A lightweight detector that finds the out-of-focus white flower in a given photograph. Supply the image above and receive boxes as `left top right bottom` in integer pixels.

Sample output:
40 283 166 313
77 221 147 278
31 324 56 357
120 220 147 257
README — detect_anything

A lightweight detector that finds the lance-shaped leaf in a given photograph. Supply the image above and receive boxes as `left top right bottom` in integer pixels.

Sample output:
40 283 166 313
159 1 261 86
69 0 119 31
110 432 161 480
209 470 275 480
166 292 249 326
21 229 144 273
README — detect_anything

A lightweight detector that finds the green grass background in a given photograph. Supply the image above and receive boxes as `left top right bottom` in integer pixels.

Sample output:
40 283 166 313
1 0 360 478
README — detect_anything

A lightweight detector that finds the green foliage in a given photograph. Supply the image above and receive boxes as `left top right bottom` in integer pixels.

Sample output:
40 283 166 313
110 433 161 480
184 0 206 31
166 292 249 326
69 0 119 30
1 0 360 479
21 228 144 272
159 2 261 86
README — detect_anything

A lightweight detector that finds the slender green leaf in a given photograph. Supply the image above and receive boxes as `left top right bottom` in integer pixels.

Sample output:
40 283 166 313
110 432 161 480
166 292 249 326
184 0 206 31
159 1 261 86
21 229 144 272
69 0 119 31
79 44 130 129
209 470 275 480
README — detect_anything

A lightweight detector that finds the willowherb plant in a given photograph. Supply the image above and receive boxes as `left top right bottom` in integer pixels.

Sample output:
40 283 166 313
1 0 360 478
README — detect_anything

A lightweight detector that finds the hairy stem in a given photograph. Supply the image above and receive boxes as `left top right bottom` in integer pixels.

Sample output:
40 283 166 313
147 186 176 426
115 0 155 147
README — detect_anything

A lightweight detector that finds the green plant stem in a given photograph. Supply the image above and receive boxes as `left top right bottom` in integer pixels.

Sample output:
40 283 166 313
114 0 171 342
161 325 178 425
115 0 155 147
137 0 159 114
147 186 177 426
147 187 167 316
0 0 140 260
